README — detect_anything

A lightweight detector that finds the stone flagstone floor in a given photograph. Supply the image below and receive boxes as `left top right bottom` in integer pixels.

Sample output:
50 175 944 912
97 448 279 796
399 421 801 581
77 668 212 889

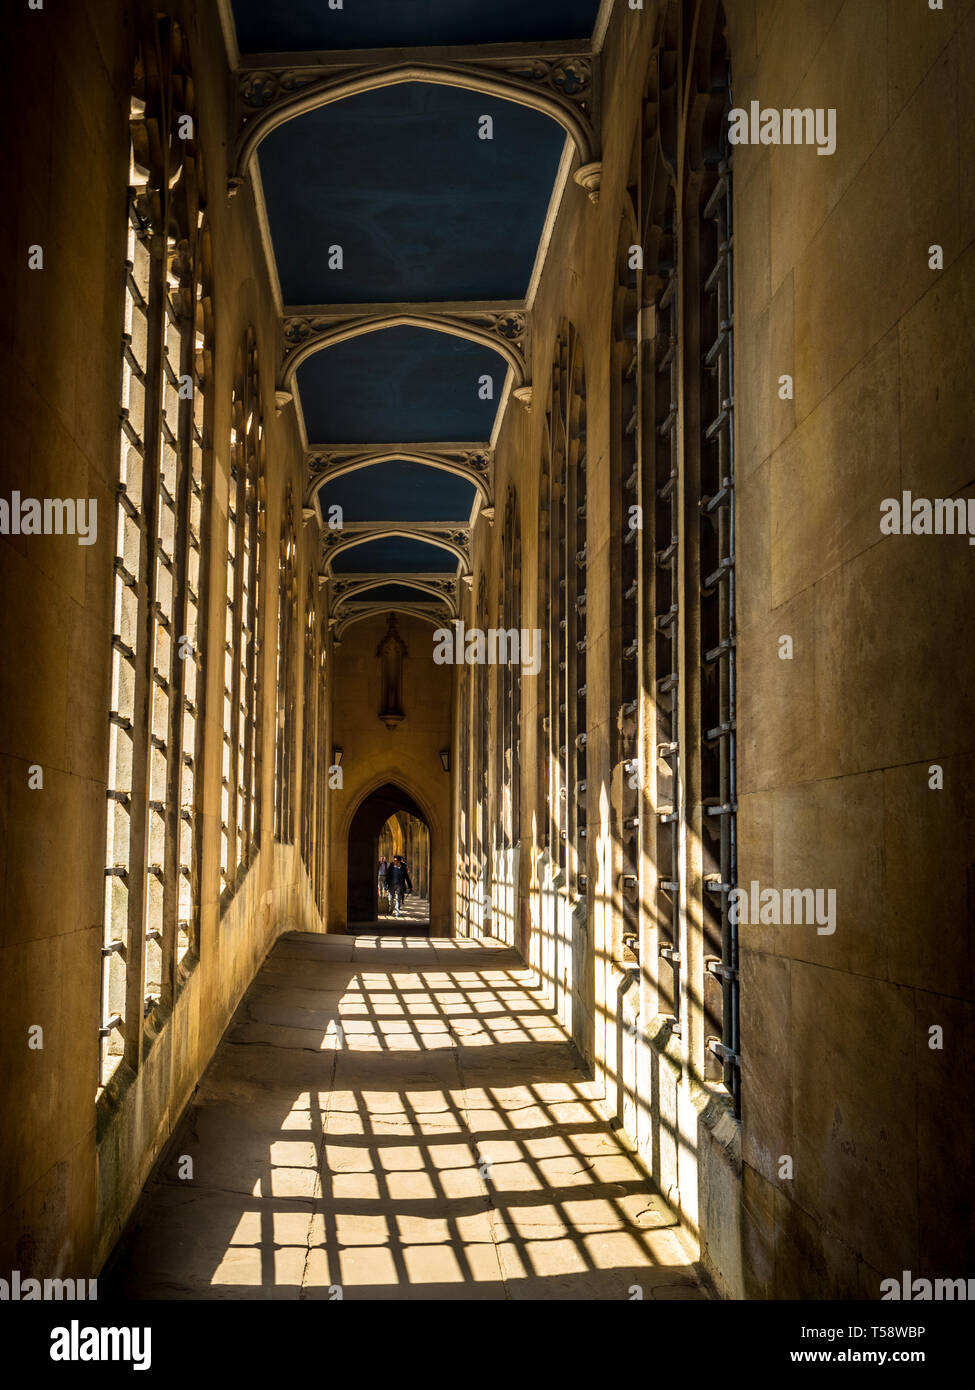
354 892 431 931
104 932 708 1301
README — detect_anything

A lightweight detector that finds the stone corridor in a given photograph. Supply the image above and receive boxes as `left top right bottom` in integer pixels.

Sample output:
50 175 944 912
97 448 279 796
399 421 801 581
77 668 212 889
104 934 706 1301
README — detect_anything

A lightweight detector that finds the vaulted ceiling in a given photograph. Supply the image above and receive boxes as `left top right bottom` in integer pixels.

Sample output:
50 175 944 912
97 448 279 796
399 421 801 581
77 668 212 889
227 0 604 635
232 1 602 52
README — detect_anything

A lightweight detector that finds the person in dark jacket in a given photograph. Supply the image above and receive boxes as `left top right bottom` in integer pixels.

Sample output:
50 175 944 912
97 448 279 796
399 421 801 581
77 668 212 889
386 856 413 917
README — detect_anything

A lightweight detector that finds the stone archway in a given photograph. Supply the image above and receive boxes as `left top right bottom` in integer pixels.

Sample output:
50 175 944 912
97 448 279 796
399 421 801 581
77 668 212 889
346 781 431 927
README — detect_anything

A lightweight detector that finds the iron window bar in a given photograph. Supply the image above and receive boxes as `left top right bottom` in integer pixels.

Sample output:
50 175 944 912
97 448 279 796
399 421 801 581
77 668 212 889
648 201 683 1026
657 536 679 566
707 1038 740 1069
699 130 740 1112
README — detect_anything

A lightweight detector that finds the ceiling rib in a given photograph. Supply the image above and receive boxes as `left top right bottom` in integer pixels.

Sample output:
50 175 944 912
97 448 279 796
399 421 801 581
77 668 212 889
230 43 600 200
331 604 450 643
305 444 493 512
280 301 529 392
321 523 472 576
331 574 458 602
229 11 605 602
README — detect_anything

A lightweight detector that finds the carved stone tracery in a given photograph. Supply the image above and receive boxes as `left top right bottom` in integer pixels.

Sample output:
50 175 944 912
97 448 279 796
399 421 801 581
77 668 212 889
238 54 594 122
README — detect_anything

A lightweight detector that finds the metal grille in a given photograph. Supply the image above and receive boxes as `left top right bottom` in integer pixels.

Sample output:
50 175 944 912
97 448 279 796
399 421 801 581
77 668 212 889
552 365 569 881
651 196 681 1033
100 21 209 1087
457 666 471 932
300 572 317 871
497 494 522 850
572 400 588 896
176 211 208 971
221 330 264 896
144 259 183 1007
474 576 490 926
537 425 552 857
615 222 640 964
552 327 587 896
700 135 740 1110
274 486 298 843
313 613 329 910
101 182 150 1085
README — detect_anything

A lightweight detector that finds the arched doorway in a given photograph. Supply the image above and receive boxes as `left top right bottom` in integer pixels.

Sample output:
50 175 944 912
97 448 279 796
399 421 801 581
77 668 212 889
347 782 431 930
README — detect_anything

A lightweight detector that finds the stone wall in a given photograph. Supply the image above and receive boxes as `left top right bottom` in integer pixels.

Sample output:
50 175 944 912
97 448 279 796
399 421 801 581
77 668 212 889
328 613 452 935
0 0 325 1278
726 0 975 1300
455 0 975 1298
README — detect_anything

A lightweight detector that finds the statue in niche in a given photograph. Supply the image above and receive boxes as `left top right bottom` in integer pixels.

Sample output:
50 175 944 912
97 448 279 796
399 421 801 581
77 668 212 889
377 614 408 730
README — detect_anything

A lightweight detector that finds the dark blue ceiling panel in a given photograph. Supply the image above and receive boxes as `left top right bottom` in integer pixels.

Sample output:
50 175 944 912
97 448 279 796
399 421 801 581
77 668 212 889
259 85 566 303
316 460 476 522
332 537 458 573
298 326 504 442
347 583 446 603
233 1 602 53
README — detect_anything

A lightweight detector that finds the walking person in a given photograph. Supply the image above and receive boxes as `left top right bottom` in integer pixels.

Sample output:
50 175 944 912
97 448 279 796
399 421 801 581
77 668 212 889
377 856 389 914
386 855 413 918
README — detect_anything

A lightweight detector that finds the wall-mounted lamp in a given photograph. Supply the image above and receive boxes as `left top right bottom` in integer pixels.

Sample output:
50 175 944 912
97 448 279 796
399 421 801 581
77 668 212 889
439 749 450 773
332 746 343 767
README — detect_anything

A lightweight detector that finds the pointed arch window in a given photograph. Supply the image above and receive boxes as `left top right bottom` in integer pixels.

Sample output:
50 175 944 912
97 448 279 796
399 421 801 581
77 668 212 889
610 155 642 967
495 492 523 853
548 364 568 883
537 418 553 856
300 570 317 875
641 17 682 1031
100 17 212 1089
473 574 490 920
274 485 298 843
696 14 739 1108
627 0 739 1112
456 664 472 932
313 611 329 912
506 498 523 847
221 328 265 895
552 324 588 896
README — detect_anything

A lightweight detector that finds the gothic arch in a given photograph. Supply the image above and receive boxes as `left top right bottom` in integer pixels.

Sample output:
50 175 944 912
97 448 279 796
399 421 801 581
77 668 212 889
341 772 441 845
307 451 491 511
332 605 449 643
283 313 525 389
333 577 457 610
233 64 597 190
323 528 469 575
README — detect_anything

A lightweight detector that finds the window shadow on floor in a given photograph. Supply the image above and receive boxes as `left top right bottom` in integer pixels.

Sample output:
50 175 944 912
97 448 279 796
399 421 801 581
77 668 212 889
101 933 706 1301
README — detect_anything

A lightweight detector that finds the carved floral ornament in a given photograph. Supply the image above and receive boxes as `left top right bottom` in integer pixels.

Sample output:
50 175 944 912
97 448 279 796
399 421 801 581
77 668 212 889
283 308 525 350
306 447 491 476
238 57 593 119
